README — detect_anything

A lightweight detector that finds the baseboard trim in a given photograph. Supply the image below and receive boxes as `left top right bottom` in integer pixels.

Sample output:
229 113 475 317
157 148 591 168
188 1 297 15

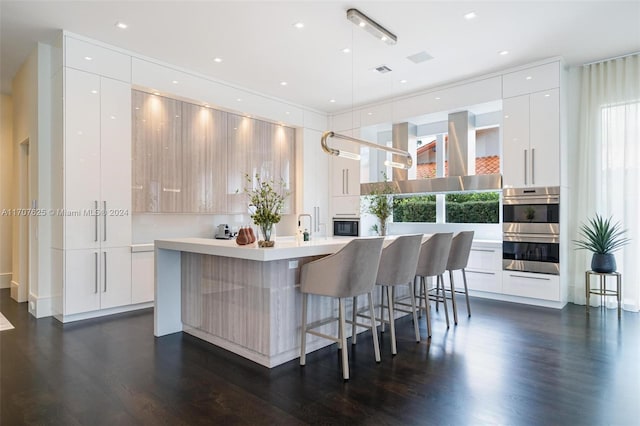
29 292 53 318
54 302 154 323
469 289 566 309
10 280 23 302
0 272 11 289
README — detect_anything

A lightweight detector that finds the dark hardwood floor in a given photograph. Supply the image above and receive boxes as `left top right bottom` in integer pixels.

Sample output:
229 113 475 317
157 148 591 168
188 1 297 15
1 288 638 425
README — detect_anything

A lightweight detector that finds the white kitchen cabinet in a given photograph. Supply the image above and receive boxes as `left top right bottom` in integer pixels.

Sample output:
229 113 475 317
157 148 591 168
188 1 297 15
465 245 503 293
502 271 560 301
502 62 559 98
65 36 131 83
132 251 154 304
64 248 132 315
332 196 361 218
64 68 132 248
302 129 329 234
502 88 559 188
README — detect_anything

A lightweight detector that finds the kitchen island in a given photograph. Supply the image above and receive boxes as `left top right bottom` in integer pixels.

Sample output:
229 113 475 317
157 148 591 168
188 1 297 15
155 237 365 367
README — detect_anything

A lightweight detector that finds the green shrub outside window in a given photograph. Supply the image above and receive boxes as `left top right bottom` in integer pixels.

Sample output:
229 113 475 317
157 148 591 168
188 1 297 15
393 192 499 224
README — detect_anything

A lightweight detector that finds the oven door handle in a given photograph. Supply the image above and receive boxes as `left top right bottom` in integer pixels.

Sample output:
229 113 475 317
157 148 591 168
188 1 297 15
503 196 560 205
502 232 560 244
503 233 559 244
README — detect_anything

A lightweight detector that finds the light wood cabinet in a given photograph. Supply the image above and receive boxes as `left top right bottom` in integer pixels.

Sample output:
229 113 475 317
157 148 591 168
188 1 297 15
181 103 227 213
226 113 295 214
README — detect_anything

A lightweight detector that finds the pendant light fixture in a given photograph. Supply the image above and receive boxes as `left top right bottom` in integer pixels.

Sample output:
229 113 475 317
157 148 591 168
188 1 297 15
346 8 397 45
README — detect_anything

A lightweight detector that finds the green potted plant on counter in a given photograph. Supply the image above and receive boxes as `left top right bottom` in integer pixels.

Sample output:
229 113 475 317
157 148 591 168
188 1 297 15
362 172 395 237
243 173 290 247
574 213 630 273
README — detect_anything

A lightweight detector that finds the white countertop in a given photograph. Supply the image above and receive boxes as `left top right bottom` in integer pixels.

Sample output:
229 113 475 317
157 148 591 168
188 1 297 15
154 236 358 261
152 235 502 260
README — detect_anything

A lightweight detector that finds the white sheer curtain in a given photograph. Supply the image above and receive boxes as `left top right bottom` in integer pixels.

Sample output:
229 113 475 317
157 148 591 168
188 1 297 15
570 53 640 311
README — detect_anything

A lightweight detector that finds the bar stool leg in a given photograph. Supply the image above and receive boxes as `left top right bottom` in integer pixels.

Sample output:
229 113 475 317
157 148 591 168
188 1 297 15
352 296 358 345
387 286 397 355
600 275 605 309
439 275 450 328
449 270 459 325
380 286 386 333
338 298 349 380
300 293 308 365
422 276 432 338
462 268 471 317
368 291 381 363
409 282 420 342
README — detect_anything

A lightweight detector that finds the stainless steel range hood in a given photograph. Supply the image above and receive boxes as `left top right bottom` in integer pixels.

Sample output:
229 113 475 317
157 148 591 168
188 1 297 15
361 111 502 195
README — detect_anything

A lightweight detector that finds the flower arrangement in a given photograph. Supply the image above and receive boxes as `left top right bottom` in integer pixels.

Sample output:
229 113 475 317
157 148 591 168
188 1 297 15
242 173 290 246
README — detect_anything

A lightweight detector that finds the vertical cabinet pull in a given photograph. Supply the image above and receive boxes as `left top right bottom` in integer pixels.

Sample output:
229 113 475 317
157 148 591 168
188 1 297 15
103 251 107 292
94 200 98 242
346 169 349 194
523 150 528 185
94 252 98 294
103 201 107 242
342 169 346 194
531 148 535 185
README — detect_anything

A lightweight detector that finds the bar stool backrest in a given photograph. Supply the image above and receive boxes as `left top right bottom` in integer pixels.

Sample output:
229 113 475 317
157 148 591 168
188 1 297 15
300 238 384 298
447 231 475 271
376 234 423 286
415 233 454 277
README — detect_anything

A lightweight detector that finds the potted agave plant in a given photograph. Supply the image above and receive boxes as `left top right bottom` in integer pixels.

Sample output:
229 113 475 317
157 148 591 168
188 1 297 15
574 214 630 273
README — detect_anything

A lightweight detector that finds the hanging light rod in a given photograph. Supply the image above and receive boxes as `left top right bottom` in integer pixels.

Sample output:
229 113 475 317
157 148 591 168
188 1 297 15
346 8 397 45
321 131 412 170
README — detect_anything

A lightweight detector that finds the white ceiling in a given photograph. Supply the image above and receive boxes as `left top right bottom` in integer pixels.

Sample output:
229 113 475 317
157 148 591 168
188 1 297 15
1 1 639 113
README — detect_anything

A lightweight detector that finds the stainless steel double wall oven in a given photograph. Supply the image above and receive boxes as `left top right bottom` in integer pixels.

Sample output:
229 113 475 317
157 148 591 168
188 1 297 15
503 187 560 275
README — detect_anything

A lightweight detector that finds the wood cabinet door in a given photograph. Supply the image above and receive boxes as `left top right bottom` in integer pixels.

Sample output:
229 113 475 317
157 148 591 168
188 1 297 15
100 76 131 247
529 88 560 187
502 95 530 188
64 68 101 249
181 103 227 213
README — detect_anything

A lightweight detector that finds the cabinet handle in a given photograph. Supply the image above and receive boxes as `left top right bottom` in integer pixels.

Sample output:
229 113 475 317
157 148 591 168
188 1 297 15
467 270 495 276
94 252 98 294
510 274 550 281
342 169 346 194
94 200 98 242
346 169 349 194
524 150 528 185
104 251 107 292
103 201 107 242
472 249 495 253
531 148 535 185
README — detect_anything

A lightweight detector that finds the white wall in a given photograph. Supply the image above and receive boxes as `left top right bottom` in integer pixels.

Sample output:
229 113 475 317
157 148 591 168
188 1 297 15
11 43 53 316
0 94 13 288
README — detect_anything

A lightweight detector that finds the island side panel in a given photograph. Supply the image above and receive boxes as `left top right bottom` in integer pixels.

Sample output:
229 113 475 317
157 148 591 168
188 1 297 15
154 247 183 336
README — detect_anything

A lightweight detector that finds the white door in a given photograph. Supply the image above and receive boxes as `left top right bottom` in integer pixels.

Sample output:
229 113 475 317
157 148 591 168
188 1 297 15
100 247 132 309
529 88 560 187
64 68 101 249
65 249 100 315
100 77 132 248
502 95 530 188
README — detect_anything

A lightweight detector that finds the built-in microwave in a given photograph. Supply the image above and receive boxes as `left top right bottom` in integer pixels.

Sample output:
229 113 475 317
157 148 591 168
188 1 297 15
333 218 360 237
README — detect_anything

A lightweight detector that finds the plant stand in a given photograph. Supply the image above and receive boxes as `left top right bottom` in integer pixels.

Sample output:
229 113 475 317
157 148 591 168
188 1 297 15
585 270 622 318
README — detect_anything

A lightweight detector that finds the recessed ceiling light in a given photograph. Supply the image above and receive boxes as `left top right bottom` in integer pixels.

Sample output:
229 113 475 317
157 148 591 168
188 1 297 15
435 97 441 100
90 90 98 94
115 21 128 29
499 50 509 56
367 112 373 116
544 93 550 97
280 81 288 86
525 76 533 80
110 115 116 120
342 47 351 54
285 111 290 115
400 79 408 84
504 115 510 119
84 56 93 61
329 99 336 103
464 11 477 20
172 80 179 84
213 57 223 63
293 22 304 29
236 98 242 102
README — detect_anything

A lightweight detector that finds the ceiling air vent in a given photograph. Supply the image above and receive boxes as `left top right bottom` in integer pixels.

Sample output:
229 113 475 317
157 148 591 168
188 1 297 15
375 65 392 74
407 51 434 64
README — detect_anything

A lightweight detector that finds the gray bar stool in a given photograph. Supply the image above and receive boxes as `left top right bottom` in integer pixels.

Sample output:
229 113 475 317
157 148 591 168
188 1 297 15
367 234 423 355
414 233 454 337
299 237 384 381
445 231 475 324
